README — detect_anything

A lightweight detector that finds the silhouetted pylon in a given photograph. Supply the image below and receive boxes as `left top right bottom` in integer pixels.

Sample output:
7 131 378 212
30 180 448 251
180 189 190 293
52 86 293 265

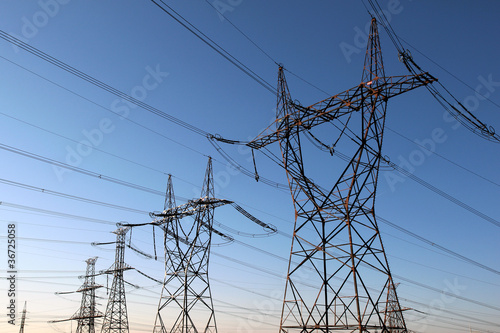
239 18 436 332
19 301 27 333
100 227 132 333
73 257 104 333
384 282 408 333
153 158 227 333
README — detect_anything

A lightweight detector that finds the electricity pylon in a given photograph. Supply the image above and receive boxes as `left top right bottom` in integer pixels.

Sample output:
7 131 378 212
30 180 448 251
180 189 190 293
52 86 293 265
100 227 132 333
49 257 103 332
19 301 26 333
384 282 408 333
73 257 103 333
152 157 228 333
238 18 436 332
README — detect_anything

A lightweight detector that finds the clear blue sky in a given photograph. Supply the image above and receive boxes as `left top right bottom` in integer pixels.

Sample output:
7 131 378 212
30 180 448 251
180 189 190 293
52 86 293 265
0 1 499 332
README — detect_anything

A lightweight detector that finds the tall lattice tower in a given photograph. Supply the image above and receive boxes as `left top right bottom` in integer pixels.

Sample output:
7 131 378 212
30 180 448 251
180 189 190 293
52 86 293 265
19 301 27 333
100 227 132 333
153 158 223 333
73 257 104 333
384 282 407 333
227 18 436 332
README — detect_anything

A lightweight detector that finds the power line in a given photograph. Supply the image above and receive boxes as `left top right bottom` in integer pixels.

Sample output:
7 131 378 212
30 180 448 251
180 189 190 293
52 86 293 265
0 55 289 190
329 149 500 229
386 127 500 188
361 0 499 142
5 202 499 327
399 37 500 111
0 141 183 199
203 0 500 196
0 54 212 160
0 201 115 226
384 156 500 229
0 178 149 215
4 137 497 282
402 297 500 329
150 0 276 94
0 111 170 177
395 274 500 312
204 0 336 98
0 30 210 136
212 245 500 314
203 0 278 66
378 216 500 276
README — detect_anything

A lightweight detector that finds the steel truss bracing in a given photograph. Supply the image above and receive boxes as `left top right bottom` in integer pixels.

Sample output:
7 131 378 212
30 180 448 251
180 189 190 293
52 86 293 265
19 301 27 333
101 227 132 333
153 157 227 333
73 257 104 333
245 18 436 332
384 282 407 332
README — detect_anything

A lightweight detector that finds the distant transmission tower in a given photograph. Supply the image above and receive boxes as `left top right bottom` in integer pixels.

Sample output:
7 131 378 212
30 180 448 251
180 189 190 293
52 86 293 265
19 301 26 333
152 157 229 333
73 257 104 333
100 227 132 333
385 282 409 333
49 257 103 332
215 18 436 332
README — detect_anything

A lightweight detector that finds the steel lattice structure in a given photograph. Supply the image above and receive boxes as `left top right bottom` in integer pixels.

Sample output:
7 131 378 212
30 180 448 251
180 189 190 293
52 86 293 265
241 18 436 332
73 257 103 333
384 282 407 332
100 227 132 333
152 157 227 333
19 301 26 333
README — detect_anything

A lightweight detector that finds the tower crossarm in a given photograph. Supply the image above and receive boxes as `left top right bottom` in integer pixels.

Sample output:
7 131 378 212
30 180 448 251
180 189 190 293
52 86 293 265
246 72 436 149
150 197 232 222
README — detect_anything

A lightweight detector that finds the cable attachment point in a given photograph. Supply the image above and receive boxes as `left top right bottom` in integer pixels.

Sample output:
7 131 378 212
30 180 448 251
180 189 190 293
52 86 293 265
329 146 335 156
488 125 496 136
398 49 412 63
251 148 259 182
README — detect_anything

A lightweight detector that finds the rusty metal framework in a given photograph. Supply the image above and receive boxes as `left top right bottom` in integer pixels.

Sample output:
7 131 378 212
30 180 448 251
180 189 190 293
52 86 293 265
243 18 436 332
100 227 132 333
152 157 228 333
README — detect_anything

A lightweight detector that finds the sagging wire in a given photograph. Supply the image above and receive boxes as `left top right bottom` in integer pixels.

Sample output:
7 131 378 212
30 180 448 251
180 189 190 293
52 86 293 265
364 0 499 142
90 241 116 252
251 148 260 182
151 0 276 94
135 269 163 284
127 243 153 259
305 129 395 171
124 280 141 289
296 129 500 229
196 217 235 246
401 53 499 142
304 129 335 156
208 134 288 189
152 224 157 260
381 157 500 229
0 30 210 137
213 218 275 238
231 203 277 234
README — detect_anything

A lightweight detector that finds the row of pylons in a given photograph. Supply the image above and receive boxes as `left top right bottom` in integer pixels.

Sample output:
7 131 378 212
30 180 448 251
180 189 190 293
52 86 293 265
55 157 230 333
49 227 130 333
50 17 444 333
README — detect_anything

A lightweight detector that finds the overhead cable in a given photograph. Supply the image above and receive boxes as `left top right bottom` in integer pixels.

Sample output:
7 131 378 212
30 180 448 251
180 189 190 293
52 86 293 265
0 142 190 201
363 0 499 142
151 0 276 94
0 30 209 136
